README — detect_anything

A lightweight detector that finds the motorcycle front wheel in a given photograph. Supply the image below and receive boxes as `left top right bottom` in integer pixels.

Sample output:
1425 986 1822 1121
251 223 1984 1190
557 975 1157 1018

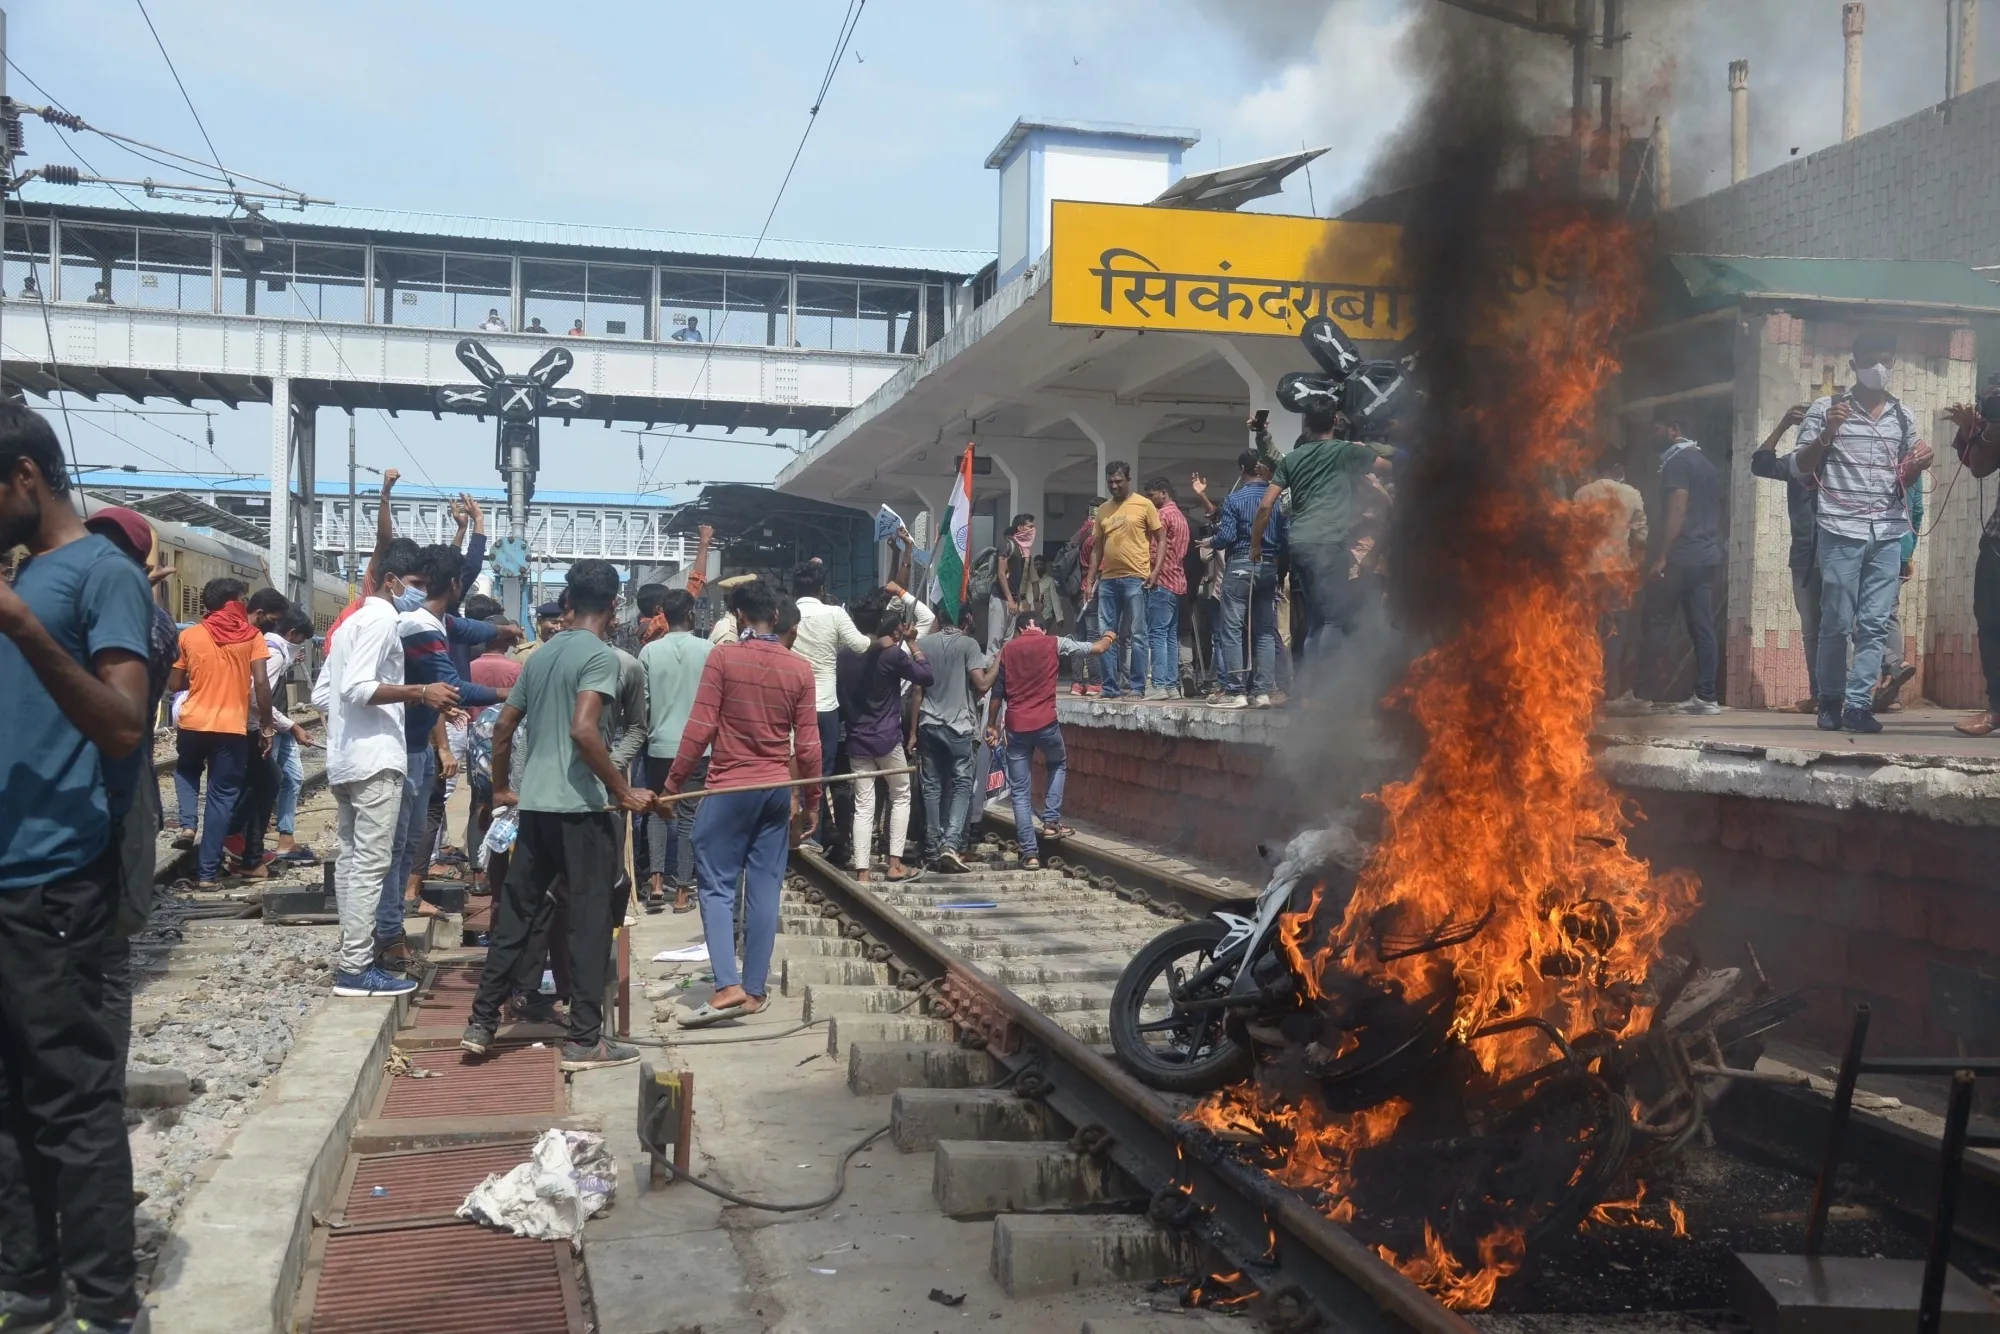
1109 918 1254 1094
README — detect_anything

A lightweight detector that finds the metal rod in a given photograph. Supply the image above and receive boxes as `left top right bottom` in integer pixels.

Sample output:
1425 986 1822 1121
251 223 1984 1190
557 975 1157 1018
1858 1056 2000 1076
346 414 357 587
1807 1003 1872 1254
1919 1070 1977 1334
654 765 917 805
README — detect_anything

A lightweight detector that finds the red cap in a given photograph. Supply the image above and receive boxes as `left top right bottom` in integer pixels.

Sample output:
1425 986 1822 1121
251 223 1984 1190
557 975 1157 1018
84 505 155 564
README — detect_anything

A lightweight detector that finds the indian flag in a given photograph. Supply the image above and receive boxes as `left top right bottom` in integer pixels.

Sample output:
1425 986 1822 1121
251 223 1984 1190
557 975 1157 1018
931 444 976 622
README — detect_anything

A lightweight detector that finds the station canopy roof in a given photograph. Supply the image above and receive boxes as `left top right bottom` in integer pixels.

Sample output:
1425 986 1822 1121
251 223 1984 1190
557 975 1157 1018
1661 254 2000 315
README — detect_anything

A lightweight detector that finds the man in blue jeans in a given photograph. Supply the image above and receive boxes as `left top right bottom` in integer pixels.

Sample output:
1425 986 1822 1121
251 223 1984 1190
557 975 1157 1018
1082 461 1164 698
1790 329 1932 734
664 578 822 1027
985 611 1115 868
1204 449 1287 709
1142 476 1191 699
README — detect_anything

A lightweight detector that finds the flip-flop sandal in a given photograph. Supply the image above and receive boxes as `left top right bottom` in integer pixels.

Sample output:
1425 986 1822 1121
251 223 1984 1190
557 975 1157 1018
677 1000 748 1029
272 849 317 865
672 901 698 914
1041 824 1076 840
1023 857 1042 870
886 867 925 883
170 833 197 850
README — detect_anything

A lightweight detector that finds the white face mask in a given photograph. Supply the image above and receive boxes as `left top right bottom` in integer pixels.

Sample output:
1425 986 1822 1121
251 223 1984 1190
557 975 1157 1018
1854 362 1891 392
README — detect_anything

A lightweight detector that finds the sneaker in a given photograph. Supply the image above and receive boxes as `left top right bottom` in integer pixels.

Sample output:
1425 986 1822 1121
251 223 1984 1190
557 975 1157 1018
1068 682 1086 696
1251 694 1274 709
559 1038 642 1072
1672 697 1722 716
53 1318 141 1334
1098 688 1124 700
937 848 971 874
1212 694 1249 710
1083 684 1102 697
519 996 561 1025
1842 706 1883 735
333 967 420 998
0 1288 67 1331
459 1024 494 1057
1816 700 1844 731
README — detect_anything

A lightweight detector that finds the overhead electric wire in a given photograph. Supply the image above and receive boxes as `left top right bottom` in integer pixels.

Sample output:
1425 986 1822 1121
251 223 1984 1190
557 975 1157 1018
130 0 235 191
635 0 867 495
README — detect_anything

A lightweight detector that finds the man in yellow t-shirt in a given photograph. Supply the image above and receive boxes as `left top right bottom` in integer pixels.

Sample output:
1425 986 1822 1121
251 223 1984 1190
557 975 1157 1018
1081 460 1164 698
167 577 273 886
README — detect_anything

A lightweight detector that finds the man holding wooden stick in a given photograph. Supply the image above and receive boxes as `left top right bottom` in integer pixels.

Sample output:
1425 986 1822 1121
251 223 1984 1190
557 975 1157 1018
663 579 822 1028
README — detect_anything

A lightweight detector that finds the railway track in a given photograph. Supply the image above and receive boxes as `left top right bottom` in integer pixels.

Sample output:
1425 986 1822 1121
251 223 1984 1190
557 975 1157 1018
784 835 1478 1334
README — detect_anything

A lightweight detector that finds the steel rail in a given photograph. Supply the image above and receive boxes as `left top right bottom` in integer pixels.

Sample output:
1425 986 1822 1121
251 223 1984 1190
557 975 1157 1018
788 844 1476 1334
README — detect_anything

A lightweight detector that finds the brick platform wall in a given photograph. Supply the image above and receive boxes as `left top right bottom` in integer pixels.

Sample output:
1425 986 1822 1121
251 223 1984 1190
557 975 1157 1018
1048 719 2000 1057
1626 790 2000 1057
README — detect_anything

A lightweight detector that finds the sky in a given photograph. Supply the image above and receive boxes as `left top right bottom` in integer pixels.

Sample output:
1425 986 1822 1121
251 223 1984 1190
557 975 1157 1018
10 0 1995 497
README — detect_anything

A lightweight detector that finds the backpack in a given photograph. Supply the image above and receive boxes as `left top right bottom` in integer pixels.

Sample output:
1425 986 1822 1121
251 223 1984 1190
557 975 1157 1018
1051 535 1085 603
967 546 999 602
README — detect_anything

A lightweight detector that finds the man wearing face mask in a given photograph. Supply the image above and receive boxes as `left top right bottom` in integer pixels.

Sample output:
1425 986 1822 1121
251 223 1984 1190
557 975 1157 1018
1792 330 1932 734
312 542 452 999
991 514 1036 651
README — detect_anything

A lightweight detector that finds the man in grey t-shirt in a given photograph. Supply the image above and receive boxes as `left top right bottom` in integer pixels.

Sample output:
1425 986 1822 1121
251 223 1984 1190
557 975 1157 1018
912 612 998 871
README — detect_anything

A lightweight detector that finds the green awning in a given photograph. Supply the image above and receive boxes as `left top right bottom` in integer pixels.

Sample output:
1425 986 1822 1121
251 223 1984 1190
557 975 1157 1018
1662 254 2000 315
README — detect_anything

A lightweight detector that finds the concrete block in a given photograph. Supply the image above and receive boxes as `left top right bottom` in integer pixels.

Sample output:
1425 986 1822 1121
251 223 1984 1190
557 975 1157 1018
891 1087 1054 1151
990 1213 1194 1298
782 916 845 938
780 956 892 995
932 1139 1125 1218
825 1014 955 1058
125 1066 193 1109
769 934 868 959
801 984 912 1022
846 1042 995 1096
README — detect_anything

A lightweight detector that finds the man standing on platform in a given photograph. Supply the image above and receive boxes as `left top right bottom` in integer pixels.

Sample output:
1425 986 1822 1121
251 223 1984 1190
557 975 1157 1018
463 560 651 1070
790 559 869 861
1082 461 1163 699
0 405 154 1334
1792 331 1931 735
984 610 1116 870
1748 404 1816 710
1251 403 1393 659
665 578 821 1028
315 542 442 1001
1142 476 1190 699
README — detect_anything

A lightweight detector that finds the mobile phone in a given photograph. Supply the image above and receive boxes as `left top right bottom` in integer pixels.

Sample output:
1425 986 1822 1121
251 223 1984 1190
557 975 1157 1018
1252 409 1270 428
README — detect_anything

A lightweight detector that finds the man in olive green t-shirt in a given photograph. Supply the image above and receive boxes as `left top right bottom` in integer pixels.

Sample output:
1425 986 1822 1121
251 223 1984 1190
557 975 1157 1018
1251 405 1392 655
466 560 653 1074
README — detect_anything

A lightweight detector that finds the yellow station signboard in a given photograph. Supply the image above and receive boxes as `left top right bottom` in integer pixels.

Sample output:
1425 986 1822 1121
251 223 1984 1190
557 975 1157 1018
1049 200 1410 342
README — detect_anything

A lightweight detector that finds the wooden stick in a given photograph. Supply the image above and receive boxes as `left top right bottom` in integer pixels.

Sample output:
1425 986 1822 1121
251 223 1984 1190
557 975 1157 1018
654 765 918 805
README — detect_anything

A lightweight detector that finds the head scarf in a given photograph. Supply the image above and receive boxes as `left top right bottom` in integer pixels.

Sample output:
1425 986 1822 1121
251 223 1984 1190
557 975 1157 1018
201 599 259 645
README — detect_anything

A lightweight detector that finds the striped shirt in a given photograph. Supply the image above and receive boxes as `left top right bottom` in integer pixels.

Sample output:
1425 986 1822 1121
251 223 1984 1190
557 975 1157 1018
1790 393 1921 542
669 635 822 801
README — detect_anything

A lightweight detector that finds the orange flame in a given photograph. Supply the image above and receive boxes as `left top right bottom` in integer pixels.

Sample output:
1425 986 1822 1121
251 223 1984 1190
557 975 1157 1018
1584 1180 1691 1237
1180 204 1704 1312
1315 209 1701 1083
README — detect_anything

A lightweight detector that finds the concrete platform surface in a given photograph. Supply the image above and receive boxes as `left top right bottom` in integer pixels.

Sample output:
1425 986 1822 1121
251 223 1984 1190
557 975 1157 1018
574 902 1198 1333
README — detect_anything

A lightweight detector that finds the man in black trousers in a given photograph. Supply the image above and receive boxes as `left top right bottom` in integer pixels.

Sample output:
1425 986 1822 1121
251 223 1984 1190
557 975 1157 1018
0 405 155 1334
459 560 653 1071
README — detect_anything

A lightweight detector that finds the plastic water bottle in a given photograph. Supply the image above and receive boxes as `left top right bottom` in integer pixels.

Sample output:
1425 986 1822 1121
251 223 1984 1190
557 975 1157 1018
539 969 557 995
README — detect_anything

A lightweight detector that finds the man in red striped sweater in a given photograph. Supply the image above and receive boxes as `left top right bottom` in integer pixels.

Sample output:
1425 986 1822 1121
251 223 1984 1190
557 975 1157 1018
664 578 822 1027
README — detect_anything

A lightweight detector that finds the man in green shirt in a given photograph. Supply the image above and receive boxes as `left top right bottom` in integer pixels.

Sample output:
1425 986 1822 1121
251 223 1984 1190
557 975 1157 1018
462 559 653 1072
1251 401 1392 656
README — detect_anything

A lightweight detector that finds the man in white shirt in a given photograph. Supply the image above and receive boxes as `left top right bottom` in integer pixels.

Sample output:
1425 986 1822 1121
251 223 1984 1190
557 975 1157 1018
312 547 453 998
788 559 870 860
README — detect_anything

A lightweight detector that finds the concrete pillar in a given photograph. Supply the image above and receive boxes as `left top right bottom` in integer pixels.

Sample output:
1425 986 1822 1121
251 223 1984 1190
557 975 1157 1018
1064 406 1162 502
1652 115 1671 209
1842 4 1865 142
1728 60 1750 185
1956 0 1979 99
986 442 1066 529
291 403 316 606
1216 335 1309 452
268 377 292 593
